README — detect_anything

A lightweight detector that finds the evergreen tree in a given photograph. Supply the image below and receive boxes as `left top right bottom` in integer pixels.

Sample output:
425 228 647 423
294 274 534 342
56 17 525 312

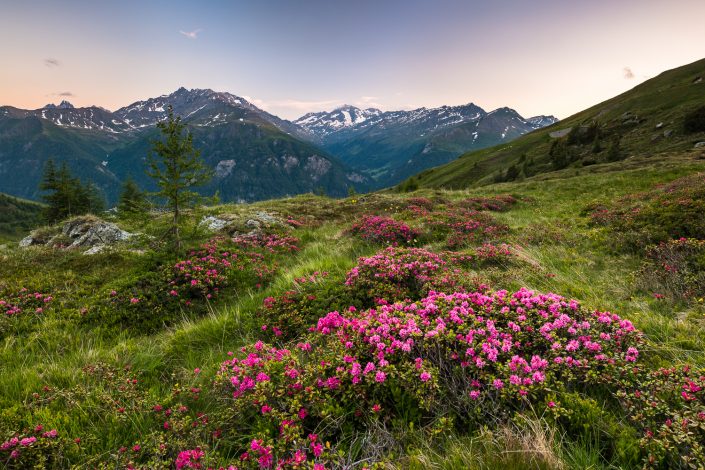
505 164 520 181
146 106 212 249
117 177 148 216
39 160 104 223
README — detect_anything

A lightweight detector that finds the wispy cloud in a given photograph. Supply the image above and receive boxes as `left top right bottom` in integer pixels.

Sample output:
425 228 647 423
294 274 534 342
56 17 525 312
623 66 635 79
354 96 384 109
270 98 344 112
55 91 74 97
44 58 60 67
179 29 202 39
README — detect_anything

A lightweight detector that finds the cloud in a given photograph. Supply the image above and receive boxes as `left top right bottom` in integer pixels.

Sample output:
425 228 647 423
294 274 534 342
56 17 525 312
270 98 344 112
56 91 74 97
623 66 635 79
179 29 202 39
44 58 60 67
354 96 384 109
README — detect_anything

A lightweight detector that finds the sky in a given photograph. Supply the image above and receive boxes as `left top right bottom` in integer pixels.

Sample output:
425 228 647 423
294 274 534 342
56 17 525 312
1 0 704 120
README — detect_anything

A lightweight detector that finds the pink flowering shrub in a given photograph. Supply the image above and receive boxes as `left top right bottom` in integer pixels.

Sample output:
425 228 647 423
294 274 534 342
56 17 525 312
472 243 514 265
345 247 479 305
0 288 54 339
424 207 509 248
587 173 705 252
457 195 518 212
0 427 62 469
258 272 355 341
214 288 641 467
1 288 53 316
610 365 705 468
638 238 705 301
348 215 420 245
96 235 299 333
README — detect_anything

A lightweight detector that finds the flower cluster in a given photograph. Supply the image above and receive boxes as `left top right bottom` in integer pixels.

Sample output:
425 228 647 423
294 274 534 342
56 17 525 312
231 233 300 253
424 207 509 248
457 194 518 212
1 288 53 316
638 237 705 301
610 365 705 468
348 215 420 245
215 287 640 468
0 426 60 469
587 173 705 251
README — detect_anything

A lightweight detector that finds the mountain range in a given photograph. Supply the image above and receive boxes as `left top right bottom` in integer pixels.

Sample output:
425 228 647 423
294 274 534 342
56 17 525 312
408 58 705 190
0 88 556 204
295 104 556 186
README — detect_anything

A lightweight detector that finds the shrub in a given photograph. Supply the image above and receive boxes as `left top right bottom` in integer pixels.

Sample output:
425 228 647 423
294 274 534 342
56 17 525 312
214 288 641 468
638 238 705 301
348 215 420 245
457 195 518 212
588 173 705 251
610 365 705 469
344 247 478 305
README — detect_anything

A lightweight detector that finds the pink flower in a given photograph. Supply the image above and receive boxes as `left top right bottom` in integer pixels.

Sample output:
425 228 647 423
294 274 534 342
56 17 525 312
375 371 387 383
419 371 431 382
130 297 139 304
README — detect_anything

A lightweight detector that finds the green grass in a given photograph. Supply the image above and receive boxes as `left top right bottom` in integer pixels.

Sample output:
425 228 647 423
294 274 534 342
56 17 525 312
2 156 705 467
0 192 44 241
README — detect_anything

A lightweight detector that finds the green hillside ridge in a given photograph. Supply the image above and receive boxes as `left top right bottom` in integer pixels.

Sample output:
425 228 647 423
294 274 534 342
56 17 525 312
406 58 705 190
0 193 44 241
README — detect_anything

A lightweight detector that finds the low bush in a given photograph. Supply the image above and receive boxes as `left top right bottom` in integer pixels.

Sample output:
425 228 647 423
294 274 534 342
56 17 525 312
638 238 705 301
348 215 420 246
214 287 641 468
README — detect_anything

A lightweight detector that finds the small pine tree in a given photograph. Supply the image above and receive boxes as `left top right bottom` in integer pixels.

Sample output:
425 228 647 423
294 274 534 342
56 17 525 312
147 106 212 249
39 160 104 223
117 177 148 216
505 164 519 181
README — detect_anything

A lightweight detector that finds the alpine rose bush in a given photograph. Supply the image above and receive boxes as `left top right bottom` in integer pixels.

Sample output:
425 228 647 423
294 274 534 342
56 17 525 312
638 238 705 301
348 215 420 245
345 247 477 304
214 288 641 468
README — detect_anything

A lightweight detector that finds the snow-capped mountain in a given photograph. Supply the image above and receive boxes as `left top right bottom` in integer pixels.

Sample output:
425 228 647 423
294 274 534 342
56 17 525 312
526 115 560 129
295 103 487 142
295 106 383 137
295 103 558 187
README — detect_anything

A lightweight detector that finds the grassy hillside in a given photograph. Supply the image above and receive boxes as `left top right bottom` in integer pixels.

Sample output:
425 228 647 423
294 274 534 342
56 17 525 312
0 193 43 241
408 58 705 190
2 154 705 467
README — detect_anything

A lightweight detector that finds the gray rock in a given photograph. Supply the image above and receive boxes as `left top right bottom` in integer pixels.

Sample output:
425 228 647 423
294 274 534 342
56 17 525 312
19 235 36 247
695 141 705 148
664 129 674 138
549 128 572 138
655 122 663 128
254 211 280 225
200 215 231 232
83 244 108 255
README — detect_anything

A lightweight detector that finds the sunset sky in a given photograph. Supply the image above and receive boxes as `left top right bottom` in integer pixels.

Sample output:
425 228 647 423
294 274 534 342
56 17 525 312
2 0 704 120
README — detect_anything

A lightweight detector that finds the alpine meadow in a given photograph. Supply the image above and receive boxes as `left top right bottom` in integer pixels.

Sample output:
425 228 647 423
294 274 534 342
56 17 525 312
2 2 705 469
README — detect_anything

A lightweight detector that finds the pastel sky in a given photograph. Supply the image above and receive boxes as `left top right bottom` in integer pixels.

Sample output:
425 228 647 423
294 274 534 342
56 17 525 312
1 0 704 120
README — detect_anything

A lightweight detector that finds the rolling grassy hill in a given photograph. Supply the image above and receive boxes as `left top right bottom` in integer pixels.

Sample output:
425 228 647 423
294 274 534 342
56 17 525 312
0 193 44 241
2 149 705 467
406 58 705 190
